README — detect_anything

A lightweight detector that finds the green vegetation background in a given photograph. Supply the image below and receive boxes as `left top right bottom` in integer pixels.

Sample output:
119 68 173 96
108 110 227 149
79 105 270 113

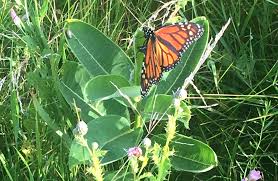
0 0 277 180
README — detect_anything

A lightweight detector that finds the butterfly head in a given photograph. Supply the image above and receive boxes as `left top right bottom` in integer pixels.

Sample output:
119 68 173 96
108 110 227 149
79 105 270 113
142 27 155 39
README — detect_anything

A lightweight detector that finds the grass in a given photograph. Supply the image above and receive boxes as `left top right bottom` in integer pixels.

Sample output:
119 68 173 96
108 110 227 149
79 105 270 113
0 0 277 180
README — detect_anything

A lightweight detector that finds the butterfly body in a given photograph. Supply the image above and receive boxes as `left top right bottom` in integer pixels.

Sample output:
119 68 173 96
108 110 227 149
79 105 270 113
140 22 204 97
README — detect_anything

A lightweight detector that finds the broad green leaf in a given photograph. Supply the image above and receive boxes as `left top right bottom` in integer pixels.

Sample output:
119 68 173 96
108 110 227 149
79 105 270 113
68 138 91 169
100 128 142 164
95 99 130 119
85 75 130 101
65 19 133 79
156 17 209 94
59 81 101 120
143 95 172 118
62 61 91 96
60 62 130 120
22 35 39 52
59 61 101 120
154 134 218 173
98 86 140 109
143 94 191 127
69 116 142 167
99 86 140 101
85 115 142 164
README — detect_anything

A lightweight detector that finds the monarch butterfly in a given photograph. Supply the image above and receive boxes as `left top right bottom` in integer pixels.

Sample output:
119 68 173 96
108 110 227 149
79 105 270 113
140 21 204 97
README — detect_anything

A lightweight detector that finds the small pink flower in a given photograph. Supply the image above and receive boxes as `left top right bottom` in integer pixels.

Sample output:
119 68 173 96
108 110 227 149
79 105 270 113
241 178 248 181
10 8 21 27
248 169 262 181
127 147 142 158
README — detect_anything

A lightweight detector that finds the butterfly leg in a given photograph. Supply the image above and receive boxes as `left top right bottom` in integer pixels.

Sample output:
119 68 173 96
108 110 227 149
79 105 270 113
139 46 147 54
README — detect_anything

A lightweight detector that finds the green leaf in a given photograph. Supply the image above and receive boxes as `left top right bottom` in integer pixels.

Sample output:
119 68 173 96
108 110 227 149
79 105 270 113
157 157 171 181
95 99 130 119
59 61 101 120
85 115 142 164
22 35 39 52
59 81 101 120
85 75 130 101
60 62 130 120
155 17 209 95
62 61 91 96
154 134 218 173
143 95 191 125
100 86 140 101
100 128 142 164
68 138 91 169
65 19 133 79
143 95 172 119
178 105 191 129
39 0 48 19
68 115 142 167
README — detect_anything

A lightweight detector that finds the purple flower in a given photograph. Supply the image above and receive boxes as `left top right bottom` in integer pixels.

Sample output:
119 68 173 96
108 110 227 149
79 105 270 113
10 8 21 27
242 169 262 181
127 147 142 158
248 169 262 181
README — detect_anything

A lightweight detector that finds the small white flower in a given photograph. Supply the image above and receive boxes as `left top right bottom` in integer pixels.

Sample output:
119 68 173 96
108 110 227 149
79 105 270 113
92 142 99 150
142 138 151 148
73 120 88 136
173 98 180 108
174 88 187 100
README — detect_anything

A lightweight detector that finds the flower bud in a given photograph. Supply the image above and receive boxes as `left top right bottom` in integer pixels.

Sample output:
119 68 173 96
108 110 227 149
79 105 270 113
127 147 142 158
92 142 99 150
173 98 180 108
248 169 262 181
174 88 187 100
73 120 88 136
143 138 151 148
10 8 21 27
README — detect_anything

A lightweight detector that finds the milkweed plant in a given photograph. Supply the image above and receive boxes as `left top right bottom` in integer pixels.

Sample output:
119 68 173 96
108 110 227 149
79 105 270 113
63 3 220 181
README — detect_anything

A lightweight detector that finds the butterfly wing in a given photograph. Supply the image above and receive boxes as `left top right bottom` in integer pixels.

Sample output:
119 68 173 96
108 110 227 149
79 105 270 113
155 22 204 71
141 38 162 97
140 22 204 97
